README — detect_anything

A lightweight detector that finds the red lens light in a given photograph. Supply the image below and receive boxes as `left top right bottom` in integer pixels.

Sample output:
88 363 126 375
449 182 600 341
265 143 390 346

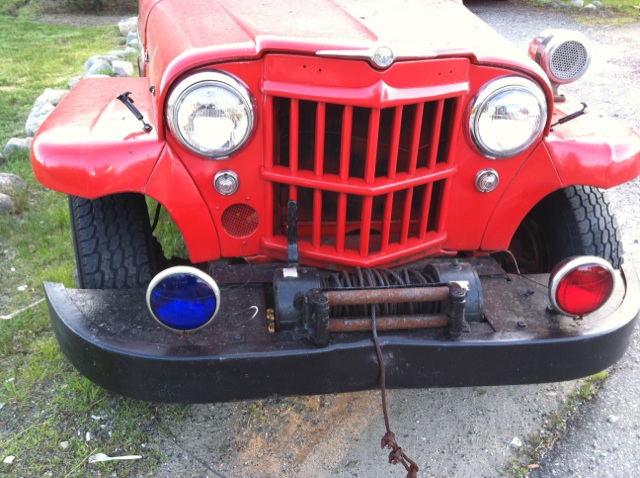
554 264 614 316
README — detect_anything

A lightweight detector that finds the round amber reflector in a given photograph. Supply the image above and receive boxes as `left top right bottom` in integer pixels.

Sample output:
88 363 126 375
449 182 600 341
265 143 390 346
549 257 614 316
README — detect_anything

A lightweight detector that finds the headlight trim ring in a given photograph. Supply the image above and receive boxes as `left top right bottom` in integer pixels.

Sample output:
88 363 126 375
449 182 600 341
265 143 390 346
469 76 548 160
167 71 255 159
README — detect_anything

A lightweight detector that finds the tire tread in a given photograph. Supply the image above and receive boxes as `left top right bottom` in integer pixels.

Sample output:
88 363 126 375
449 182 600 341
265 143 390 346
69 194 158 289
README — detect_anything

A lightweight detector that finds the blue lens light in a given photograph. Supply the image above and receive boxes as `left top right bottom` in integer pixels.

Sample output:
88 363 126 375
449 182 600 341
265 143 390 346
146 267 220 331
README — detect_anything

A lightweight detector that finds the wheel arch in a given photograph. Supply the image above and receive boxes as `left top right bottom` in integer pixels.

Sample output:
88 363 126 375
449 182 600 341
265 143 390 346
480 143 564 252
141 147 221 263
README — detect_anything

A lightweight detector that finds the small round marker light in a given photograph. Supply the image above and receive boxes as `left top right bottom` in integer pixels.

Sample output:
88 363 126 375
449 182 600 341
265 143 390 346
214 170 239 196
146 266 220 332
549 256 615 316
475 169 499 193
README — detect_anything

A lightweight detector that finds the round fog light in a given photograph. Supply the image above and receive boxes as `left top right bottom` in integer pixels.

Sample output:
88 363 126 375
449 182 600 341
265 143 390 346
549 256 614 316
146 266 220 331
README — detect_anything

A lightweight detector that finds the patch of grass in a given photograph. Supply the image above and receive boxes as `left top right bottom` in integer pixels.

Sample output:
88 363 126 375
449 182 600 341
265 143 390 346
572 7 638 25
0 0 29 16
42 0 137 14
0 12 122 315
0 321 187 477
0 12 190 478
0 15 121 146
0 152 75 316
504 371 610 477
147 199 189 260
1 0 137 15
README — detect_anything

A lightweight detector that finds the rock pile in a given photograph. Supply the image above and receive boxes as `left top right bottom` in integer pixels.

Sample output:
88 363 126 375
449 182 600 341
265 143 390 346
1 17 140 213
535 0 607 8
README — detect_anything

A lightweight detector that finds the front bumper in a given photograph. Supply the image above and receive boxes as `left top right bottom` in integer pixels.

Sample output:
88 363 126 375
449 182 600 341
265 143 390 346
44 262 640 403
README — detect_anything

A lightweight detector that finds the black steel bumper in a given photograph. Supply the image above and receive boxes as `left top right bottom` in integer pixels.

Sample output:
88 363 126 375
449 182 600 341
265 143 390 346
43 263 640 403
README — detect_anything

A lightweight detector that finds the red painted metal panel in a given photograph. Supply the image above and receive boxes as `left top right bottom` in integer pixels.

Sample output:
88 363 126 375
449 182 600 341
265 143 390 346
31 78 163 199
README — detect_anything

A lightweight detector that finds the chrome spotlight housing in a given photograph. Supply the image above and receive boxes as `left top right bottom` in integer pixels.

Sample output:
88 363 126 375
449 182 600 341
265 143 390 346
529 29 592 86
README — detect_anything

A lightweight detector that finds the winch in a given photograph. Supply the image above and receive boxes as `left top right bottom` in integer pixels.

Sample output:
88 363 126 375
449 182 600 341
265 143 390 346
272 261 483 346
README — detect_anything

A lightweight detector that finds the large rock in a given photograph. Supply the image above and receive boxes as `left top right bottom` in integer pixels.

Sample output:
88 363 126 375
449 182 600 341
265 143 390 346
68 73 111 89
84 55 114 75
126 34 140 50
118 16 138 36
0 193 15 213
25 102 55 136
107 49 127 59
88 58 113 76
112 60 135 77
0 173 26 196
25 88 68 136
2 138 32 156
33 88 67 109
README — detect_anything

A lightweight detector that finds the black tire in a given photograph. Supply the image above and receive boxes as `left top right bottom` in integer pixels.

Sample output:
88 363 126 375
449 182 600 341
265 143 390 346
509 185 623 273
69 193 160 289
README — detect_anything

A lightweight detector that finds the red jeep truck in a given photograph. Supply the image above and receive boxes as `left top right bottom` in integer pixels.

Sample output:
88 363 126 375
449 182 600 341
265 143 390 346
31 0 640 403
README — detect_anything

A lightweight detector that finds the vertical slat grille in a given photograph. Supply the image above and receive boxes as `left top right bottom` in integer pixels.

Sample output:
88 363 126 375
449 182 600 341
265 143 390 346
265 95 459 266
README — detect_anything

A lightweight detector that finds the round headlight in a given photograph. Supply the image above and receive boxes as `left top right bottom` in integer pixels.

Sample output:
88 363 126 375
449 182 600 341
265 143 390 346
469 76 547 159
167 71 254 158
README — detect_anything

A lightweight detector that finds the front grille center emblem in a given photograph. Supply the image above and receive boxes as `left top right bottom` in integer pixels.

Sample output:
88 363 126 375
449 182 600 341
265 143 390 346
371 45 394 68
317 43 396 69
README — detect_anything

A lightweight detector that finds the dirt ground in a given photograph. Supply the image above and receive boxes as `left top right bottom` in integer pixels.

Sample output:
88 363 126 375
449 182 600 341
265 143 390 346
33 2 640 477
36 13 126 26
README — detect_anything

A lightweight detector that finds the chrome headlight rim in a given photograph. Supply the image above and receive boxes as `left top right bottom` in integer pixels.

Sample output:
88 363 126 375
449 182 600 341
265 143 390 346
167 71 255 159
469 76 548 160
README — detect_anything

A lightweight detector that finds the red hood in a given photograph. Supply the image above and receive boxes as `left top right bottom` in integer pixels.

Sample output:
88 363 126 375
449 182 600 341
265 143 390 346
141 0 543 88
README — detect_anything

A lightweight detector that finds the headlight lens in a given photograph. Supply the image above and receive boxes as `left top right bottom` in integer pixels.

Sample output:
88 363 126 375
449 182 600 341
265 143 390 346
469 76 547 159
167 71 254 158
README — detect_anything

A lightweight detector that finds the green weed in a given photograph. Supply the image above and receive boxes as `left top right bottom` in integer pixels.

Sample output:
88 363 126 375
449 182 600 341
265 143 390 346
504 372 611 477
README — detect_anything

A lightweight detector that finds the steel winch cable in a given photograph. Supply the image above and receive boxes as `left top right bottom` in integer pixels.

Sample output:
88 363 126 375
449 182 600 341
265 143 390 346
370 305 419 478
322 267 440 318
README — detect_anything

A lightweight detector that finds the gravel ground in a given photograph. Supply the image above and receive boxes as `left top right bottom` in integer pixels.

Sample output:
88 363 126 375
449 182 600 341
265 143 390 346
35 2 640 477
36 13 128 27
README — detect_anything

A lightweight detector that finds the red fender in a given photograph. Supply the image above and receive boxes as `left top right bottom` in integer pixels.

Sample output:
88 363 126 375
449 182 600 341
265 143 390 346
545 100 640 187
480 144 563 251
143 147 220 262
31 78 163 198
481 102 640 251
31 76 220 263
